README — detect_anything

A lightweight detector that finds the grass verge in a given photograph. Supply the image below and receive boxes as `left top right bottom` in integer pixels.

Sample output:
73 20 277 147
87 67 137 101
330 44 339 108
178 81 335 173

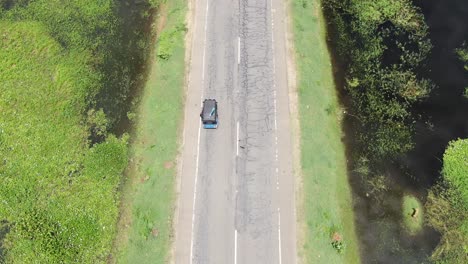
112 0 187 263
290 0 361 262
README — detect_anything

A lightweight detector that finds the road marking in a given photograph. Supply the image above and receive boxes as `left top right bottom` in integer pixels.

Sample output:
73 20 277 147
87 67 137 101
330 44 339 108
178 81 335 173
190 1 209 263
189 121 202 264
278 208 282 264
236 121 240 156
201 0 209 81
234 229 238 264
269 1 283 263
238 36 241 64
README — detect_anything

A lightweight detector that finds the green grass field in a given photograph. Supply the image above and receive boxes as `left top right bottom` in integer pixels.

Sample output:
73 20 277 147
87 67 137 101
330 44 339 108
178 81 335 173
0 18 129 263
291 0 361 262
112 0 187 263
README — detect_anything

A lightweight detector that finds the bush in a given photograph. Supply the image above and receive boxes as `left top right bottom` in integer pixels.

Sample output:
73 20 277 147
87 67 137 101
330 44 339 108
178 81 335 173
425 139 468 263
442 139 468 204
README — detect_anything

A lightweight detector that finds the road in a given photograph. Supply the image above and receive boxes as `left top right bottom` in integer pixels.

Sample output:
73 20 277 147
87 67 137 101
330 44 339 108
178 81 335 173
174 0 296 263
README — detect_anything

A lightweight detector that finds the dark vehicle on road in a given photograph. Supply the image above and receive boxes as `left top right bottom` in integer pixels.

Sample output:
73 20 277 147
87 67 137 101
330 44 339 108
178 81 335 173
200 99 218 129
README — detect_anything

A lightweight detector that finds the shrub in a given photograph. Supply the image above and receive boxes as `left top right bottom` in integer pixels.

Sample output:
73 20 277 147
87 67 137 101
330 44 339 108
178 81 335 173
425 139 468 263
442 139 468 204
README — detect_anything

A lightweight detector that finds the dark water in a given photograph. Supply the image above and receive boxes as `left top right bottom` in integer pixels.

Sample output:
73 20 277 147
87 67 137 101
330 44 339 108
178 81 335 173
99 0 156 138
407 0 468 188
0 220 9 261
324 0 468 263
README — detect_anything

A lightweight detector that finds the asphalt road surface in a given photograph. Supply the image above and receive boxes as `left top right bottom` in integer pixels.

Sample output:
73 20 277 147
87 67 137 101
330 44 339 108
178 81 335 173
174 0 296 263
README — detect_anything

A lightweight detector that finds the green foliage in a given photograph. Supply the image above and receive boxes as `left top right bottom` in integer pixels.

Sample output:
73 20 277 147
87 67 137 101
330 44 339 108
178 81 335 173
1 0 156 127
442 139 468 204
0 0 150 261
157 22 187 60
323 0 433 160
83 135 129 183
331 240 345 254
425 139 468 263
456 45 468 67
3 0 116 52
0 21 130 263
87 109 109 140
148 0 165 9
366 174 388 197
426 183 468 263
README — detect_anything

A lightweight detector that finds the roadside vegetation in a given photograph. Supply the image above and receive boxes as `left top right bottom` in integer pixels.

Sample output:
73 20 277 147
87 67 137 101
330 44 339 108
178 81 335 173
291 0 360 262
318 0 468 262
111 0 187 263
0 0 159 262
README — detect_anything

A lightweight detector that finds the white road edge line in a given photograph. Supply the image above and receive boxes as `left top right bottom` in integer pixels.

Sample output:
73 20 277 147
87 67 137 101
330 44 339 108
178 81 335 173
234 229 238 264
278 208 282 264
190 1 209 264
189 123 202 264
236 121 239 156
270 0 282 264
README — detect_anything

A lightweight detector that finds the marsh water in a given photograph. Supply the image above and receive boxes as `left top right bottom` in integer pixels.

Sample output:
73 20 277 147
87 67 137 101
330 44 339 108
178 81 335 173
331 0 468 263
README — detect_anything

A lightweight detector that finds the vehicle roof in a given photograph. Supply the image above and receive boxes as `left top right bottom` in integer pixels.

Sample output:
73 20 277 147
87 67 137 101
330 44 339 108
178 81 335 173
201 99 217 121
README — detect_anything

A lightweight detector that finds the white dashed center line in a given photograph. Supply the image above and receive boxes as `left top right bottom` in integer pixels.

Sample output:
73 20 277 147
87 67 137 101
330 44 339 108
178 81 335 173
234 229 238 264
238 36 241 64
236 121 240 156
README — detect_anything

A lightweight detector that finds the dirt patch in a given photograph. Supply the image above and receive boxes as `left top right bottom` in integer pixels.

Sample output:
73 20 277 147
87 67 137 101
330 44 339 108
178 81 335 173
164 161 174 169
156 6 168 35
151 227 160 238
140 175 150 183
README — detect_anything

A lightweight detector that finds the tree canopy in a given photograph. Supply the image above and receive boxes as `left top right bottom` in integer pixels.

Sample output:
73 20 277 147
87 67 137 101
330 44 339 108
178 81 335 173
323 0 433 160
